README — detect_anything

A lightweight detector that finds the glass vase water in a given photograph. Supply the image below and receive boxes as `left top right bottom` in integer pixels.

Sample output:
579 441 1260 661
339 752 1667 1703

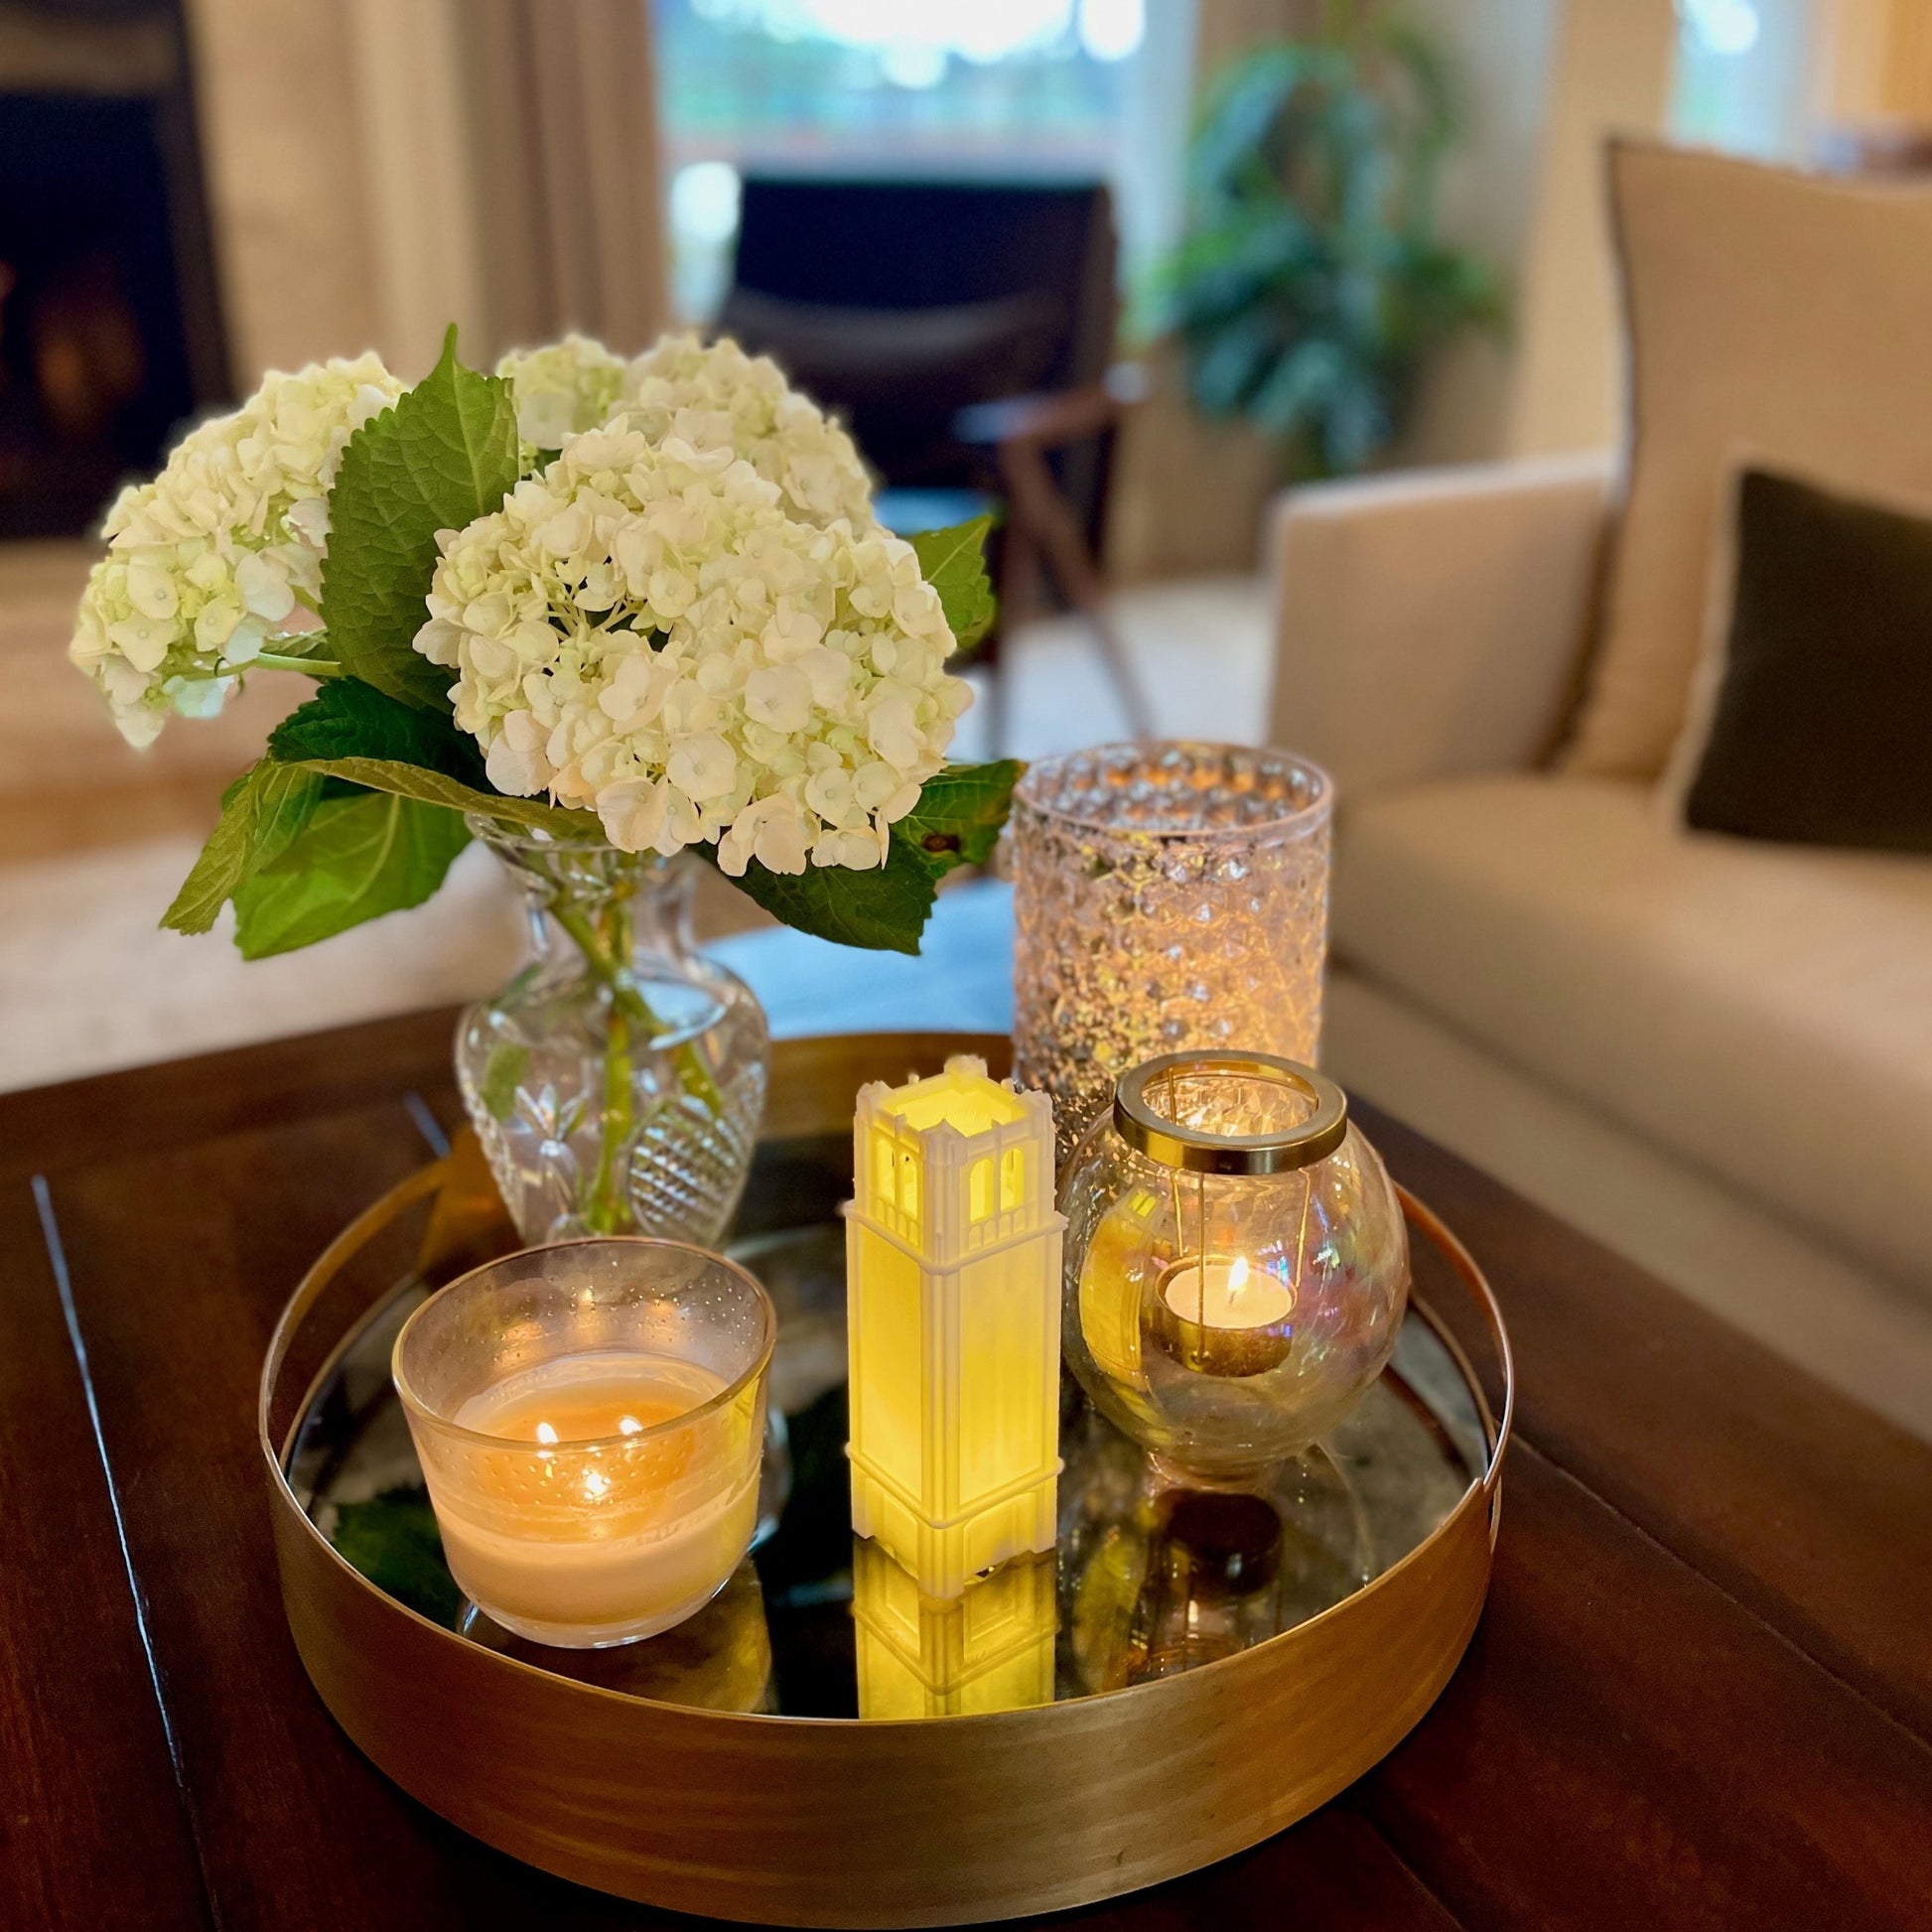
456 821 770 1246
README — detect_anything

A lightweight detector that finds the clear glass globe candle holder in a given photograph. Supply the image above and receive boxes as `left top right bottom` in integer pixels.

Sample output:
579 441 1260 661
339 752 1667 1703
1011 743 1332 1161
1060 1052 1409 1483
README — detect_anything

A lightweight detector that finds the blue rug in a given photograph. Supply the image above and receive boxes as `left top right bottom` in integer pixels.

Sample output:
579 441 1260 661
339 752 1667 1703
707 880 1016 1040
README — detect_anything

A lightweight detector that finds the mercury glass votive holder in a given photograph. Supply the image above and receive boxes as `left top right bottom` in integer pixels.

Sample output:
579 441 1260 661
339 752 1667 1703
1011 743 1333 1159
393 1238 775 1649
1060 1051 1408 1482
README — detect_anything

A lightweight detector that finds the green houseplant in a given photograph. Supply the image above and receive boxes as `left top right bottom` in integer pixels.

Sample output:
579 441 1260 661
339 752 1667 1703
1154 1 1502 478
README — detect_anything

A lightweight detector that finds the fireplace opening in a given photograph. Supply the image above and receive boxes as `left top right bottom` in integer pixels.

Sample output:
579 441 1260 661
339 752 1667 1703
0 3 228 539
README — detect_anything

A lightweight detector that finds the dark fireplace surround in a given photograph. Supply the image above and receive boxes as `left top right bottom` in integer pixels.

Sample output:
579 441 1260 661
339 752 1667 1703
0 0 227 538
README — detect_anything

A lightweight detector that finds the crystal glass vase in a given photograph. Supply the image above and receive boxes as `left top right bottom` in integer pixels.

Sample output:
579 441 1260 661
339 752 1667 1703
1011 743 1333 1159
456 823 770 1247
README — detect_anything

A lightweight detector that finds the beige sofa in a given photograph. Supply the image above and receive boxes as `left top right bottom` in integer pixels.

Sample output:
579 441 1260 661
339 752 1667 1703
1271 453 1932 1440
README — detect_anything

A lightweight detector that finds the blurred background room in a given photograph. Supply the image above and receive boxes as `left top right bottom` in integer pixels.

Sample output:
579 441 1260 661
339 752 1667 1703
5 0 1932 1432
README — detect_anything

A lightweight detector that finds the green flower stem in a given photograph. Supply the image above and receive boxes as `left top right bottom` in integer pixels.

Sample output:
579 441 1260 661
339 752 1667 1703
254 651 345 677
586 981 635 1236
551 893 726 1232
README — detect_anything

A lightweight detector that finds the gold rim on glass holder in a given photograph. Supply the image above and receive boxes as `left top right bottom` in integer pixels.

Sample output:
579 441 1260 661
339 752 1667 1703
1113 1050 1349 1175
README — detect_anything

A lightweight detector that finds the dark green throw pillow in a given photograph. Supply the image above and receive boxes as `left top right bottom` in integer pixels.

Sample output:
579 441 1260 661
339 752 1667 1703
1685 467 1932 853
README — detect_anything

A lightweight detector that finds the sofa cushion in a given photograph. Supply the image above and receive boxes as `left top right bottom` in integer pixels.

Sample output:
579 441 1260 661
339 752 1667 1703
1567 143 1932 778
1671 465 1932 854
1333 774 1932 1298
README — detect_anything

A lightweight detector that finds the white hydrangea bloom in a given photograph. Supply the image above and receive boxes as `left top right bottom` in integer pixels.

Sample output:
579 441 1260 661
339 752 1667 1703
619 334 877 530
414 420 971 874
69 353 403 746
495 334 626 450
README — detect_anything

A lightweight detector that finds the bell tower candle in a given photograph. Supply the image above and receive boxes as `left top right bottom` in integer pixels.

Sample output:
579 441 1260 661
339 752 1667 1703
846 1056 1063 1599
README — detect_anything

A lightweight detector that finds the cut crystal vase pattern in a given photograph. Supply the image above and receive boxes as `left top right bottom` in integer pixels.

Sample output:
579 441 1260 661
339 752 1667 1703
456 827 769 1247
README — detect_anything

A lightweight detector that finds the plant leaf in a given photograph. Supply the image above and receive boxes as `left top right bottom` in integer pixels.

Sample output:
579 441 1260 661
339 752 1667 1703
702 836 942 957
283 755 601 840
232 788 472 959
267 675 597 836
268 676 491 785
330 1486 462 1627
478 1042 530 1123
910 517 997 652
320 326 521 712
696 759 1023 954
895 759 1023 877
161 759 324 935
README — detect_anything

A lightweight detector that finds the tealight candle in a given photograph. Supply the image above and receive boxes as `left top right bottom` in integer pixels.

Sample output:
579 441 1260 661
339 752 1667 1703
395 1239 774 1649
1152 1254 1295 1378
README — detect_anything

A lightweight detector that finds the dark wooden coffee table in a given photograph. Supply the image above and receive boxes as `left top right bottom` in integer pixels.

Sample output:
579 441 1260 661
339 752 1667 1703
4 1012 1929 1932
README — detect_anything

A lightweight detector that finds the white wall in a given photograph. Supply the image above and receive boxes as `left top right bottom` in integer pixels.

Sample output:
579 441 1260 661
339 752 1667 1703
1403 0 1678 467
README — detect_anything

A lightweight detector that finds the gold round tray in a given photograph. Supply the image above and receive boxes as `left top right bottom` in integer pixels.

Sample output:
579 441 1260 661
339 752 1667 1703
260 1034 1512 1929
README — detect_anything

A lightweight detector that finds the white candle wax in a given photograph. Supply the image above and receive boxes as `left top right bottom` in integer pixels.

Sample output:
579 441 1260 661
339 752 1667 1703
1154 1256 1295 1377
1161 1256 1291 1330
434 1350 757 1647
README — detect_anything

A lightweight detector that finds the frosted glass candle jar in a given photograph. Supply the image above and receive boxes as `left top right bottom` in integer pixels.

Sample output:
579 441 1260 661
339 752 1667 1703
1061 1051 1408 1482
1012 743 1333 1158
394 1238 774 1648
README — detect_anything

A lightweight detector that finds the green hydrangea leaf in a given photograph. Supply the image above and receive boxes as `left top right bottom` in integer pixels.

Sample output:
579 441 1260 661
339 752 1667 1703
330 1485 462 1628
232 788 472 959
895 759 1023 877
161 759 324 935
704 836 940 956
910 516 998 652
266 674 596 837
697 759 1023 954
320 326 521 713
478 1041 530 1123
268 676 490 784
284 755 600 841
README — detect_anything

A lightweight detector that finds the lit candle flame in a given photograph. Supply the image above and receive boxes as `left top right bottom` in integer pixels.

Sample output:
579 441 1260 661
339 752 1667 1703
535 1421 558 1445
1225 1256 1250 1309
618 1415 642 1435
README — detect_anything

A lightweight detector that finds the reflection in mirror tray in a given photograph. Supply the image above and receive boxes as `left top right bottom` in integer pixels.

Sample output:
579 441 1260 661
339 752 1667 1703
290 1215 1483 1723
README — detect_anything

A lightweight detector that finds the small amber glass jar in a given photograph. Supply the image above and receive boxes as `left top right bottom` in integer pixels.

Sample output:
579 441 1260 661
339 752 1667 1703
1061 1051 1409 1481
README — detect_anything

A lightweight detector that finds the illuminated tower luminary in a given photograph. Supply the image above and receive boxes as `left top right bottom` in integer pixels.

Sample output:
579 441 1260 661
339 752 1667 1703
846 1056 1063 1599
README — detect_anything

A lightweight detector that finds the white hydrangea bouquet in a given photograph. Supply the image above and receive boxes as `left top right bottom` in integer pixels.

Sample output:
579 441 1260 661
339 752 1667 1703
69 328 1013 1242
70 328 1010 957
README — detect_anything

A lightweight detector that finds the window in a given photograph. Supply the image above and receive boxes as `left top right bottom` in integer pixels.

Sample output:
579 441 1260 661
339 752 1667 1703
652 0 1196 320
1000 1145 1026 1213
1669 0 1815 160
969 1157 995 1223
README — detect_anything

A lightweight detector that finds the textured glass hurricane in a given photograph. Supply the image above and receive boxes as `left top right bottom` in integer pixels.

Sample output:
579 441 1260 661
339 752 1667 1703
1011 743 1333 1156
456 824 770 1247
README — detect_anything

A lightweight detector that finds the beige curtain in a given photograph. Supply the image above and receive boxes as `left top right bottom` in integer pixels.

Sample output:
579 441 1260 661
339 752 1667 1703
458 0 670 360
189 0 668 385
